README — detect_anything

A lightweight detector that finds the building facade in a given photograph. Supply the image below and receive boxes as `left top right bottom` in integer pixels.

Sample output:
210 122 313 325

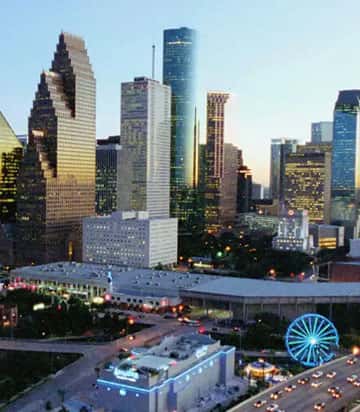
311 121 333 144
97 333 235 412
270 138 297 201
0 112 23 224
163 27 197 222
284 146 332 223
16 33 96 265
205 93 234 231
309 224 344 250
96 142 123 215
83 211 177 268
331 90 360 238
120 77 171 219
272 209 312 253
236 165 253 213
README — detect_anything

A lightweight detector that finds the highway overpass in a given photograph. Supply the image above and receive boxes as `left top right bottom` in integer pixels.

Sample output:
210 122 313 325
229 355 360 412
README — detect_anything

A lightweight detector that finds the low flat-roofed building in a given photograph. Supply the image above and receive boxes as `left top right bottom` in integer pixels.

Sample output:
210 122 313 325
83 211 178 268
97 333 235 412
10 262 360 320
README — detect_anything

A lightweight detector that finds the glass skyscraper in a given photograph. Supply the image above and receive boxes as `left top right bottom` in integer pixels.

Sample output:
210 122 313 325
0 112 23 224
331 90 360 237
163 27 197 222
16 33 96 265
270 138 298 202
96 137 122 215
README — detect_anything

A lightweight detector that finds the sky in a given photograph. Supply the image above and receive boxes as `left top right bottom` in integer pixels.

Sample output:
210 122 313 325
2 0 360 186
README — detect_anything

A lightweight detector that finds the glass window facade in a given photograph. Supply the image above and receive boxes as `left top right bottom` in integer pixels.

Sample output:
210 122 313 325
16 33 96 265
0 112 23 224
163 27 197 221
331 90 360 235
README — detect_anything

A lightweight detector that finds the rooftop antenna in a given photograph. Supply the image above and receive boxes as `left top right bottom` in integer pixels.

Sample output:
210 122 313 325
152 44 155 80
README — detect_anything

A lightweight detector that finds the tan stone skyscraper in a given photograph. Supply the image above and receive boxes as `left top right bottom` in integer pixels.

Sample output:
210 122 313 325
16 33 96 264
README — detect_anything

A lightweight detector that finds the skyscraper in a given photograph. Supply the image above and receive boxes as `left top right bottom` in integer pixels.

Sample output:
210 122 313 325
237 165 253 213
311 121 333 144
163 27 197 222
0 112 23 224
270 138 297 201
16 33 96 265
119 77 171 218
204 93 239 231
96 138 123 215
331 90 360 237
284 145 331 223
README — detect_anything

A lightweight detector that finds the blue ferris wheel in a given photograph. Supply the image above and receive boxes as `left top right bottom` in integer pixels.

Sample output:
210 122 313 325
285 313 339 367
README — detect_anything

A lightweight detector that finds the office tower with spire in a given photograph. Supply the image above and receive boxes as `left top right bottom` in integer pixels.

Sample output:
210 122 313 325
16 33 96 265
163 27 197 223
331 90 360 238
0 112 23 224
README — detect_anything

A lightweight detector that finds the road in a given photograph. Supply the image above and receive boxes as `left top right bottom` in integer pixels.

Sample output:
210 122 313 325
229 355 360 412
2 320 187 412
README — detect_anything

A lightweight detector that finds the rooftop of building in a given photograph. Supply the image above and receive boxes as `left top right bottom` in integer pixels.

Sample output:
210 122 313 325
84 210 177 222
12 262 218 298
112 333 222 382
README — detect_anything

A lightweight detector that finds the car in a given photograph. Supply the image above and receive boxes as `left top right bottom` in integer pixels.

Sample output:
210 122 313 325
311 381 323 388
347 357 357 365
353 380 360 387
332 389 342 399
284 384 296 392
211 327 218 332
327 386 339 394
298 377 310 384
347 374 358 383
312 371 324 379
326 371 336 379
253 400 267 408
163 314 178 319
314 402 325 411
266 404 279 412
270 390 283 400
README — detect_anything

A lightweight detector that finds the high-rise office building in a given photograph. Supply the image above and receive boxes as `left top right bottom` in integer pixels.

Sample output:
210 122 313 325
331 90 360 238
311 121 333 144
252 183 263 200
270 138 298 201
0 112 23 224
237 165 253 213
16 32 96 265
96 138 123 215
119 77 171 219
285 145 332 223
163 27 197 222
204 92 231 231
220 143 239 225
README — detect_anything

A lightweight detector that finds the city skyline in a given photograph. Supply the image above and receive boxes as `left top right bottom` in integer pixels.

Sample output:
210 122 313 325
3 1 360 185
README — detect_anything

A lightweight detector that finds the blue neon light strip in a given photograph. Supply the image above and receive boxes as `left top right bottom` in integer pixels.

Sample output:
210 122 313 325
97 347 235 394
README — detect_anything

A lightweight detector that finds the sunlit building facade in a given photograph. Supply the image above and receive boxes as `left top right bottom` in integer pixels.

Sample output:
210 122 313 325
284 147 331 223
0 112 23 224
163 27 197 222
16 33 96 265
331 90 360 238
120 77 171 219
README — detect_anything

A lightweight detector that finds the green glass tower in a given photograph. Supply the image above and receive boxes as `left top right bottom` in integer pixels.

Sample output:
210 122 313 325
163 27 197 224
